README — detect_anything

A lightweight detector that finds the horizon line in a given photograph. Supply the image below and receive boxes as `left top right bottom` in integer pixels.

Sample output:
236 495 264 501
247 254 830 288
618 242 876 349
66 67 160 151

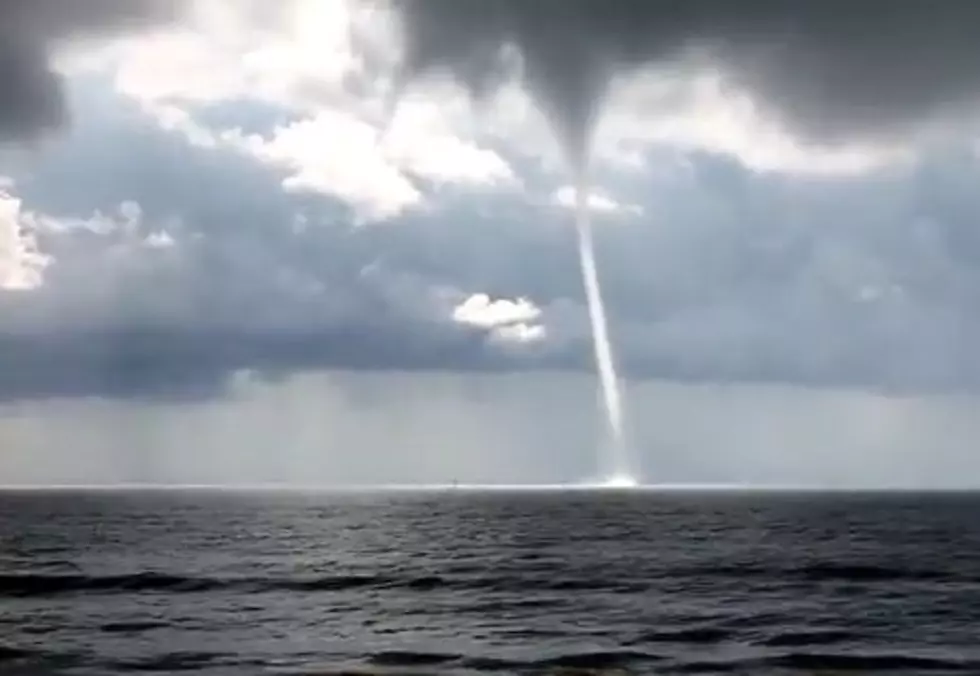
0 482 976 493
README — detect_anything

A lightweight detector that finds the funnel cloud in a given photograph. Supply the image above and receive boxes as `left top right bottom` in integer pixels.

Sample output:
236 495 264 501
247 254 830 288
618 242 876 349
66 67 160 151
391 0 980 150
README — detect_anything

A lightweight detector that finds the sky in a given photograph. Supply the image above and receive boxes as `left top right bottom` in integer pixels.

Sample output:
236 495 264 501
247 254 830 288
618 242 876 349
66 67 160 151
3 372 978 488
2 1 980 486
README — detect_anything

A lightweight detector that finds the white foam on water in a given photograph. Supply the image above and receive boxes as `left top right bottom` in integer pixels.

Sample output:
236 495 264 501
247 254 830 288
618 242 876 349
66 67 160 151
600 474 640 489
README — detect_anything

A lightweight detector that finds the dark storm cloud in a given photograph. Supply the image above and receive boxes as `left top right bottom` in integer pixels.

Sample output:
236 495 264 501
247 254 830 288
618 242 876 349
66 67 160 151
5 90 980 401
0 0 185 140
0 327 499 402
391 0 980 156
0 89 512 401
0 37 65 138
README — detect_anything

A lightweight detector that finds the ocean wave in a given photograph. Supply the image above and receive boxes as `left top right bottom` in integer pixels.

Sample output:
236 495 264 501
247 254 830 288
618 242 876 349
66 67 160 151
458 650 662 671
756 628 856 647
767 652 980 672
99 620 170 634
0 561 972 599
0 645 34 663
662 653 980 674
629 626 733 644
677 562 963 583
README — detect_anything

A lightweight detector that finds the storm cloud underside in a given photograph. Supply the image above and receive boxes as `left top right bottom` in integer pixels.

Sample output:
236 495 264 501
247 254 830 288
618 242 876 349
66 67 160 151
0 0 185 139
8 2 980 146
390 0 980 150
5 2 980 401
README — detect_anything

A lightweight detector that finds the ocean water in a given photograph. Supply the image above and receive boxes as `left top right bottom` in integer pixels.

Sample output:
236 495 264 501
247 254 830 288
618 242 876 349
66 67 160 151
1 489 979 675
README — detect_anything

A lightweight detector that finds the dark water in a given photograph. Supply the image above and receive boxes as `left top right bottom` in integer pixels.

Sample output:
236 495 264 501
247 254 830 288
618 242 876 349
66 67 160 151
1 489 979 675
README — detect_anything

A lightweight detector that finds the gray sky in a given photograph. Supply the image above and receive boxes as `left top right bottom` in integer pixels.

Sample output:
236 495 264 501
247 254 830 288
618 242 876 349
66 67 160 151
2 372 977 488
2 1 980 485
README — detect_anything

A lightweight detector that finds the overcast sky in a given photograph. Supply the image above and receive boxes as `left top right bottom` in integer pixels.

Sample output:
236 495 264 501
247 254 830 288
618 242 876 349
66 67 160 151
3 371 977 488
3 1 980 486
3 0 980 400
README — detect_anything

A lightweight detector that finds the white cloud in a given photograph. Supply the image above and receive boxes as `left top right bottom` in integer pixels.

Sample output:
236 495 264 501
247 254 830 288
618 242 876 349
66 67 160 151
67 0 394 113
383 92 516 187
73 0 514 222
144 230 176 249
229 113 422 222
0 190 52 291
452 293 548 345
106 29 248 105
490 322 547 345
595 70 909 175
450 292 548 347
453 293 542 329
216 98 516 221
145 103 223 150
551 185 642 215
223 98 514 222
